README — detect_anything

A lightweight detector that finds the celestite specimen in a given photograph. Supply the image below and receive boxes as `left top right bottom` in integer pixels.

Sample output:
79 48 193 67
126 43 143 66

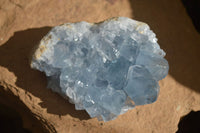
31 17 169 121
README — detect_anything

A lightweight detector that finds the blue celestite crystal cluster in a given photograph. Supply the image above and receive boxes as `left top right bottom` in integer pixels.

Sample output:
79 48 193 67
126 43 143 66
31 17 169 121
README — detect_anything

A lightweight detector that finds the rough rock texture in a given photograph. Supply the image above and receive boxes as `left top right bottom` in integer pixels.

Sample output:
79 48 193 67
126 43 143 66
0 0 200 133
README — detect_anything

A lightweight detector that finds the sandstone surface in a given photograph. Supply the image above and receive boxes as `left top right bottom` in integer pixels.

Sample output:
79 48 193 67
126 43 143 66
0 0 200 133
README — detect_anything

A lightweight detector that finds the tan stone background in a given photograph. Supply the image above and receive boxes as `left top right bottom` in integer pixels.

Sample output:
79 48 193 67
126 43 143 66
0 0 200 133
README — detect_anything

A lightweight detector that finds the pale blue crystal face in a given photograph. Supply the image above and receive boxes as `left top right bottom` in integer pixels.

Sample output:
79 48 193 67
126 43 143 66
31 17 169 121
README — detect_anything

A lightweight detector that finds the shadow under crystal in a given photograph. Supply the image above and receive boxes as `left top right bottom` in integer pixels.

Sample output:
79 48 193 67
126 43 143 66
0 27 90 120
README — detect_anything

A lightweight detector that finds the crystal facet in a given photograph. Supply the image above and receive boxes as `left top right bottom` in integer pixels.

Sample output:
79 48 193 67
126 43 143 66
31 17 169 121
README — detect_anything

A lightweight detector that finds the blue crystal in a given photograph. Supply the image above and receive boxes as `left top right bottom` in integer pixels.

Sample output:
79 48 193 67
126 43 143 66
123 65 159 105
31 17 169 121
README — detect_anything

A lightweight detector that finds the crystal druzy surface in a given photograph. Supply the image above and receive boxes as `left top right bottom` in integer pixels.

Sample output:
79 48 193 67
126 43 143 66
31 17 169 121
